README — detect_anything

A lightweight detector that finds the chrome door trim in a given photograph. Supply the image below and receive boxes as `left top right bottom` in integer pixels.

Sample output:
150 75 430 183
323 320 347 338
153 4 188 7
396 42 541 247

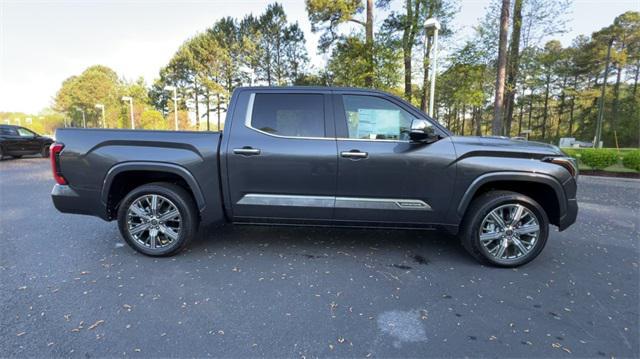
237 194 431 211
335 197 431 211
237 194 335 208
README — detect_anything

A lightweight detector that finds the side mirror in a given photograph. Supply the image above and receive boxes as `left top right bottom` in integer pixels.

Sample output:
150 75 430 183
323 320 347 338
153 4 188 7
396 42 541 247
409 119 440 144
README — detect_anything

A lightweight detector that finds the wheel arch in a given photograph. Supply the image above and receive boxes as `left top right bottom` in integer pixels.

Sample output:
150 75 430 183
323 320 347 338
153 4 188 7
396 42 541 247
457 172 566 227
101 162 206 220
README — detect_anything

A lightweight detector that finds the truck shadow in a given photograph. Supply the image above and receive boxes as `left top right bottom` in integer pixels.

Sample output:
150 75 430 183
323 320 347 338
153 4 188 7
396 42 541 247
186 224 475 267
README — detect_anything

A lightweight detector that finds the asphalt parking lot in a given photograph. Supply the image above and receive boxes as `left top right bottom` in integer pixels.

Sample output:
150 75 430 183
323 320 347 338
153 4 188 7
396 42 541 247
1 157 638 358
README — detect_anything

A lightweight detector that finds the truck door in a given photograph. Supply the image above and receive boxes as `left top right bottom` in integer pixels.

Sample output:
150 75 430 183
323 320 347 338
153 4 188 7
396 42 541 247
332 93 457 226
225 90 337 222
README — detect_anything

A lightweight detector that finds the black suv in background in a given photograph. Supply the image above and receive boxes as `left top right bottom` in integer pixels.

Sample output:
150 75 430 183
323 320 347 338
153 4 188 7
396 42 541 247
0 124 54 160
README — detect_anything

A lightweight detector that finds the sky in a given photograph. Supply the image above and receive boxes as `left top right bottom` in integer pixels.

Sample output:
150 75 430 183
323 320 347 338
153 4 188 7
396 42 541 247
0 0 638 114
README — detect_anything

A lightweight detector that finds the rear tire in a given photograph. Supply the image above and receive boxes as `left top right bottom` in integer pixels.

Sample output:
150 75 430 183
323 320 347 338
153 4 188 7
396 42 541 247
459 190 549 267
41 145 50 158
11 155 22 159
117 182 198 256
0 146 4 160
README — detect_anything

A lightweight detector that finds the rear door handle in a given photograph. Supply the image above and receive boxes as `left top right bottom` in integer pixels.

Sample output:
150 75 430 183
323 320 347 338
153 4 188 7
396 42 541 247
233 147 261 156
340 150 368 159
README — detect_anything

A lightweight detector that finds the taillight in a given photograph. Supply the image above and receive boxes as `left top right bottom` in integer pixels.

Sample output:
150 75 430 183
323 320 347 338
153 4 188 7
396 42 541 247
50 143 67 185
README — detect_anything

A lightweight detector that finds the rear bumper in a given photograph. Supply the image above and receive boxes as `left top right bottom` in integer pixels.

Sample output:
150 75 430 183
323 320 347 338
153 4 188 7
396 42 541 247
51 184 108 220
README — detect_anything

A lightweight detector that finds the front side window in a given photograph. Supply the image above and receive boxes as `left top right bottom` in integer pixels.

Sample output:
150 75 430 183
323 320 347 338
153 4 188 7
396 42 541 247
17 128 36 137
343 95 414 141
250 93 325 138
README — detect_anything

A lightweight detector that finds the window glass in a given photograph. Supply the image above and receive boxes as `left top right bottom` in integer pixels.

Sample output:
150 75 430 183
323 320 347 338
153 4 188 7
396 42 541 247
1 128 18 136
343 95 415 141
17 128 35 137
251 93 325 137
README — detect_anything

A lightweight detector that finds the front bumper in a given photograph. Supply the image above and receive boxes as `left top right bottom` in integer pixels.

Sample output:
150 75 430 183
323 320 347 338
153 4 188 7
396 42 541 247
558 198 578 231
557 177 578 231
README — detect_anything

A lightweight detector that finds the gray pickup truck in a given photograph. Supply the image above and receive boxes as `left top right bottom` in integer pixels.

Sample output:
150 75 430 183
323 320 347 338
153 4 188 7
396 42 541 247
51 87 578 267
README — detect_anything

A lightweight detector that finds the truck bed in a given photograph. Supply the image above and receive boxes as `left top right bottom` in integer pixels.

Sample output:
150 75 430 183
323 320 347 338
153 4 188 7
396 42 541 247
52 128 224 224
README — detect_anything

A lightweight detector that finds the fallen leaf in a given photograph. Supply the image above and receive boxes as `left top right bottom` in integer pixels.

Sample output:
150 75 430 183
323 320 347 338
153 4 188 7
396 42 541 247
88 320 104 330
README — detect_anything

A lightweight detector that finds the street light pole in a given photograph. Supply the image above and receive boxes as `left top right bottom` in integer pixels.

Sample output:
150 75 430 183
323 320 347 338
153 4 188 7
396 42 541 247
95 104 106 128
75 107 86 128
424 18 441 118
164 86 178 130
122 96 135 129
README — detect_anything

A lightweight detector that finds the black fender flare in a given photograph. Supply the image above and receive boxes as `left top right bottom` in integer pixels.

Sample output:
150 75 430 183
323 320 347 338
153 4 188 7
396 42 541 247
100 161 206 211
456 171 567 218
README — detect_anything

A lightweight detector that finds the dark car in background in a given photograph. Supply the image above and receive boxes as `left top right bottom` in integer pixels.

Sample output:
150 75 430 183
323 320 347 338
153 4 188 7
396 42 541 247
0 124 54 160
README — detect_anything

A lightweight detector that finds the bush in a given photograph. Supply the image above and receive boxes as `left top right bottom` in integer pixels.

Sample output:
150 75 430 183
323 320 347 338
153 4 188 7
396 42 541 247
561 148 580 159
622 150 640 171
579 149 618 170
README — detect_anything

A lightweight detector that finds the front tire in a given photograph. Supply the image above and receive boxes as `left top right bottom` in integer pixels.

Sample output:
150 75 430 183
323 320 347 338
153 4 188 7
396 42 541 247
117 182 198 256
460 190 549 267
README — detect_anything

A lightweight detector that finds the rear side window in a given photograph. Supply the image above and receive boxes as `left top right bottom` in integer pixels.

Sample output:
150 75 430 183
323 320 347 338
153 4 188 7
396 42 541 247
1 128 18 136
343 95 414 141
250 93 325 138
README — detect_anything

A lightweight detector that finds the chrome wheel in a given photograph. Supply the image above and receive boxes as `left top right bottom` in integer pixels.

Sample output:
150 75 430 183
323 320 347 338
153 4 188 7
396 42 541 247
126 194 182 250
479 204 540 261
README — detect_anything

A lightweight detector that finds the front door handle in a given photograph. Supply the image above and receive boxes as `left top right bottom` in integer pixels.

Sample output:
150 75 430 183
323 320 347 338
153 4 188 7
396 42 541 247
233 147 261 156
340 150 368 159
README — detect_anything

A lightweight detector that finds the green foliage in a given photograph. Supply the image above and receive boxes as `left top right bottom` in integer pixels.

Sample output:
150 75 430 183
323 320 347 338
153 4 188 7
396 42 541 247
579 149 619 170
140 109 168 130
54 65 122 128
622 150 640 171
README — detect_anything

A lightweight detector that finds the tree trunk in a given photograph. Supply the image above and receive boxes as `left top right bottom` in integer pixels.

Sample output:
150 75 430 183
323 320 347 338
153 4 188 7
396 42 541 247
503 0 523 137
633 61 639 97
217 93 221 131
568 74 578 137
527 90 534 134
461 104 466 135
518 86 525 135
402 0 421 101
555 76 568 140
364 0 374 87
492 0 510 136
205 88 211 132
194 79 200 131
612 63 622 132
541 74 551 139
475 107 482 136
568 97 575 137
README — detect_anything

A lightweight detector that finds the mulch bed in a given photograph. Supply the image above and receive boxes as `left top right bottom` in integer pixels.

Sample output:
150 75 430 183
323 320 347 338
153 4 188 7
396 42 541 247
580 170 640 179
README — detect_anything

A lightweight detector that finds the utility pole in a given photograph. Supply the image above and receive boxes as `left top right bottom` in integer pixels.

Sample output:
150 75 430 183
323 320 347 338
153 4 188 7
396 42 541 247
75 107 86 128
424 18 441 118
95 104 106 128
595 37 614 148
122 96 135 129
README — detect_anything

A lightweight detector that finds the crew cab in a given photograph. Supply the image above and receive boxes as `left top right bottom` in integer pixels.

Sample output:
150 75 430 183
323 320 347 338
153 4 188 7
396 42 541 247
50 87 578 267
